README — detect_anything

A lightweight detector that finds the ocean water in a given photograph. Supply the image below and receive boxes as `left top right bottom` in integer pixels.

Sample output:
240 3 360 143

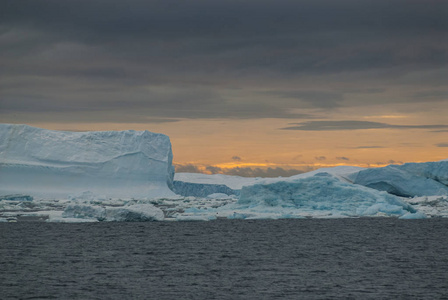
1 219 448 299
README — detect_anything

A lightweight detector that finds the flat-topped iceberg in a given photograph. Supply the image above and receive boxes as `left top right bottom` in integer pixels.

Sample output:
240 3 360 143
0 124 176 198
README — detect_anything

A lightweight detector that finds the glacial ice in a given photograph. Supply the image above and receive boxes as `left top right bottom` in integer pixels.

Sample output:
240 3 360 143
105 204 165 222
0 124 176 198
235 173 416 217
395 161 448 186
348 165 448 197
172 180 238 197
406 196 448 218
174 166 364 190
61 203 164 222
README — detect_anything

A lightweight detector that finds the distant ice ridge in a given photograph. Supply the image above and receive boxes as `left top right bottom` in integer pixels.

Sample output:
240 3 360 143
348 164 448 197
172 181 239 197
395 161 448 186
0 124 176 198
174 173 266 190
174 166 364 196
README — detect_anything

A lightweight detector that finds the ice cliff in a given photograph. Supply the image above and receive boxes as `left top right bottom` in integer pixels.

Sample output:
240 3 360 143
0 124 176 198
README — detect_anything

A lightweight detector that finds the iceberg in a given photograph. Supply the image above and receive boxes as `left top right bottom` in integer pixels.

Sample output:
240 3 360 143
168 173 420 220
61 203 164 222
348 165 448 197
236 173 415 217
395 161 448 186
172 180 239 197
0 124 176 198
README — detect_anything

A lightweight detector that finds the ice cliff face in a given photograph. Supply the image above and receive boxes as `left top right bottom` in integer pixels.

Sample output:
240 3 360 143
0 124 175 198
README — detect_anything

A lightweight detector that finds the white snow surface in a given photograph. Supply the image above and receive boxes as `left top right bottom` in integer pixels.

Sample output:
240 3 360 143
0 124 176 198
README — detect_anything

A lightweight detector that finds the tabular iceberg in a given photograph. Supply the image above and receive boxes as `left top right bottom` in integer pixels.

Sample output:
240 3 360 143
0 124 176 198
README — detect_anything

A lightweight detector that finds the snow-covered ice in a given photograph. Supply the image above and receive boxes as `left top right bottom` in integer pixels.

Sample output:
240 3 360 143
172 180 238 197
349 165 448 197
404 196 448 218
60 203 164 222
0 124 176 198
395 161 448 186
174 173 419 220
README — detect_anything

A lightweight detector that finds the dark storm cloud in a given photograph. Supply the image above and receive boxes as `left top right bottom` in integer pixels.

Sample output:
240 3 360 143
412 90 448 101
264 90 343 109
435 143 448 148
282 121 448 131
231 156 242 161
1 0 447 121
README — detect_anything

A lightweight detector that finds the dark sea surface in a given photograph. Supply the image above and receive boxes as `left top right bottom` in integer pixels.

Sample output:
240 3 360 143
1 219 448 299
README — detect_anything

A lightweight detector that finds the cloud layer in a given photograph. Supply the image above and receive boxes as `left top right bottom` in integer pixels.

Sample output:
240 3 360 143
282 121 448 131
1 0 447 122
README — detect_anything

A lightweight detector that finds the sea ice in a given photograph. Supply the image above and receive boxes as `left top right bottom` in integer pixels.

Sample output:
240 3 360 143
61 203 164 222
105 204 164 222
399 211 427 219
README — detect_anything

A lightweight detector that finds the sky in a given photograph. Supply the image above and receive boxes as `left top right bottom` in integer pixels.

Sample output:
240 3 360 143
1 0 448 176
